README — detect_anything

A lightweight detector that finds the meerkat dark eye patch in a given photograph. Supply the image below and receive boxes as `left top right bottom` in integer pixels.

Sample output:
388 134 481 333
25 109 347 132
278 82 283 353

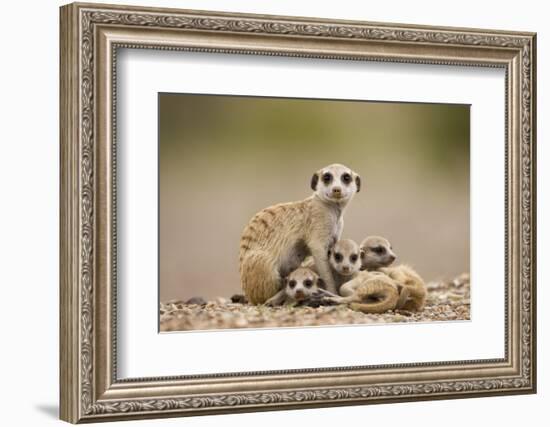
288 280 297 289
322 172 333 184
341 173 352 185
372 246 386 255
334 252 343 262
303 279 313 288
350 254 358 263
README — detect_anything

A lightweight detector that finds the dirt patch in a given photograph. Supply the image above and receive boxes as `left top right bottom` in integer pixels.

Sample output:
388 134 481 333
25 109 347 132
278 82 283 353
160 273 470 332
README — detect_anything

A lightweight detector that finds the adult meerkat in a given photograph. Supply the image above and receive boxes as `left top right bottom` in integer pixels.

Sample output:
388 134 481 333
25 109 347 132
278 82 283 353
360 236 426 311
264 267 329 307
303 238 362 292
239 164 361 304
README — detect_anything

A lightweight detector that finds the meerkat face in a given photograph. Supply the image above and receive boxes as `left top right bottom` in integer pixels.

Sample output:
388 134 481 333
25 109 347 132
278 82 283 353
311 163 361 205
328 239 361 276
284 267 324 302
359 236 396 270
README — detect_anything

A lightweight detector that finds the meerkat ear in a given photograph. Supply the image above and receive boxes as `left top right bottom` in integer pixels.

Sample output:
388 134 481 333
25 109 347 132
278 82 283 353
327 249 331 257
360 249 365 259
355 174 361 192
310 172 319 191
317 278 326 289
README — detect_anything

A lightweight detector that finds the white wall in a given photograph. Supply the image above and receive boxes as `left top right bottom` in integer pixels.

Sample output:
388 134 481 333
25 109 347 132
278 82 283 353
0 0 545 425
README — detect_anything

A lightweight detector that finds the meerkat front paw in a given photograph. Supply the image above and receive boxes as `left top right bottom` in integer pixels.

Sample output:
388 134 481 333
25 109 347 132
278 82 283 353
293 288 339 307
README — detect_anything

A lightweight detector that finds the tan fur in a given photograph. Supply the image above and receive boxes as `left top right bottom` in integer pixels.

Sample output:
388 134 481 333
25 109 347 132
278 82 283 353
265 267 324 306
379 264 427 311
359 235 396 271
239 164 361 304
325 271 400 313
322 236 426 314
302 238 361 293
320 235 398 312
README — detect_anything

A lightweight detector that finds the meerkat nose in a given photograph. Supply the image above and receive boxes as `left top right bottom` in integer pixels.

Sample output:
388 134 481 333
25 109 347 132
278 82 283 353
332 187 342 194
389 254 396 262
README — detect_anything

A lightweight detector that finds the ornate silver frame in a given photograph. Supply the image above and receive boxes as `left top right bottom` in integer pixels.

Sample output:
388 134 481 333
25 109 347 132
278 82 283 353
60 2 537 423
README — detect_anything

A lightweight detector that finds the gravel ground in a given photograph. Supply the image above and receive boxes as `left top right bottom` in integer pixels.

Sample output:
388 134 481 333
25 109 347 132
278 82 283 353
160 273 470 332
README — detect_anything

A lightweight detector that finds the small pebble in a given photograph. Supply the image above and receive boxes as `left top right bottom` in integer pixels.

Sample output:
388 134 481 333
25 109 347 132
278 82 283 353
186 296 206 305
230 294 248 304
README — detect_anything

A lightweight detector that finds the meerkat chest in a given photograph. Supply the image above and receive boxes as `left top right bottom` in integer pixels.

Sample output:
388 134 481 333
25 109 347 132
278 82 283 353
331 216 343 245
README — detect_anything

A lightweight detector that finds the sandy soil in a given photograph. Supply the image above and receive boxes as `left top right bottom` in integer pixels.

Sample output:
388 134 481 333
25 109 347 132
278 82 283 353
160 273 470 332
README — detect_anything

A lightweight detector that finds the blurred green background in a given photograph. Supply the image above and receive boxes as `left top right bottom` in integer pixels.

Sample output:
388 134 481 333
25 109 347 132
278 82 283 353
159 93 470 302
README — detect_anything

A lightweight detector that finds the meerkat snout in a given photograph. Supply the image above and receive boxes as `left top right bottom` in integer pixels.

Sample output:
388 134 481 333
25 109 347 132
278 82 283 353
328 239 361 277
287 278 307 301
359 236 397 270
311 163 361 205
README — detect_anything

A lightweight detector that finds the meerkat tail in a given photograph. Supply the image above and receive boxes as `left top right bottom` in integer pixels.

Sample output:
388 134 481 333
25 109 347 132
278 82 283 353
349 278 399 314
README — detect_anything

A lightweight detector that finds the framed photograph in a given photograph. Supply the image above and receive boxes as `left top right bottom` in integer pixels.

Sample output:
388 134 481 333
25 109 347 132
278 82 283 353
60 2 537 423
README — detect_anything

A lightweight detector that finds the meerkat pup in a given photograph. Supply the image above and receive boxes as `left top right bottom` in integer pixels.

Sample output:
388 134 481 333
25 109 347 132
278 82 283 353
360 236 426 311
359 236 397 271
303 239 362 292
264 267 327 306
320 236 399 313
321 235 398 312
321 235 406 314
239 164 361 304
327 239 362 291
